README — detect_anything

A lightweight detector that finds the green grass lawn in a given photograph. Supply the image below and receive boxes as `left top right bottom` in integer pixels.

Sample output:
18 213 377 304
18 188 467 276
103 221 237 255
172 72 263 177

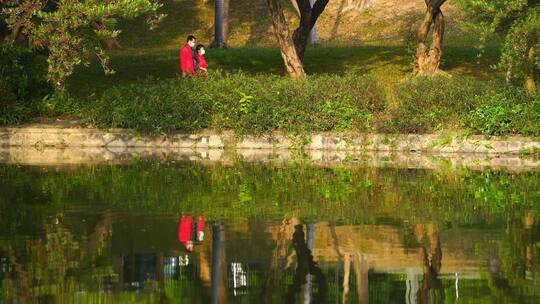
64 0 502 98
67 45 501 98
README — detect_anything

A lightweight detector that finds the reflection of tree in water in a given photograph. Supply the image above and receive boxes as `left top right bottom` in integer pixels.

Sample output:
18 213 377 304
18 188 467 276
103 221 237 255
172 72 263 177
487 212 538 300
0 210 115 301
416 223 444 304
211 224 228 304
265 218 296 300
285 224 326 303
522 212 536 281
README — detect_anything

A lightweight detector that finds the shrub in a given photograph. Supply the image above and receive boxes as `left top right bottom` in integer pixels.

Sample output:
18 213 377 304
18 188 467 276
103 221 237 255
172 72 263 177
466 87 539 136
0 45 52 125
383 75 489 133
83 71 381 135
4 67 538 138
84 78 213 133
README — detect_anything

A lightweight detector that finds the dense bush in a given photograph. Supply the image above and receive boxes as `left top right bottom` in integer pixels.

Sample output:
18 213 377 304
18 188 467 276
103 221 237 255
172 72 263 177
467 89 540 136
384 76 489 133
0 45 52 125
83 71 539 137
4 68 538 137
83 72 383 134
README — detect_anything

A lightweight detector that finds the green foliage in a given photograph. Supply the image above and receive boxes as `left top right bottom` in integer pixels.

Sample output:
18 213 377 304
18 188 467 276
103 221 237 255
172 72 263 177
1 161 539 301
1 160 539 225
3 64 538 136
83 72 382 135
238 91 254 115
1 0 164 86
62 72 538 137
84 77 212 133
455 0 540 88
500 7 540 85
382 76 489 133
466 88 540 136
0 44 52 125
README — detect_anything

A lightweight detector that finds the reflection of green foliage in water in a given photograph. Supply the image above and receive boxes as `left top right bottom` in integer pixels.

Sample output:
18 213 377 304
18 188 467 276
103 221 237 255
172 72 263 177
0 161 539 302
1 161 539 229
0 216 118 301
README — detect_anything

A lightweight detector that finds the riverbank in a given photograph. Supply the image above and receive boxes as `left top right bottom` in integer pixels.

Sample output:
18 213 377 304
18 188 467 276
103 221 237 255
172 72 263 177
2 123 539 168
3 123 539 153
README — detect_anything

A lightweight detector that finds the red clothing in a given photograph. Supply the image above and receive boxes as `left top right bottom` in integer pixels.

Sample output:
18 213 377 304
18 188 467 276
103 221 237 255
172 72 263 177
196 54 207 70
196 218 205 232
178 216 193 249
179 44 195 74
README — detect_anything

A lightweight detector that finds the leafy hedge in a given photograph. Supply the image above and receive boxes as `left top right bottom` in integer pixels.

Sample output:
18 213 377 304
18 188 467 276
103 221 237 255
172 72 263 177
81 72 540 136
83 72 384 135
2 68 539 137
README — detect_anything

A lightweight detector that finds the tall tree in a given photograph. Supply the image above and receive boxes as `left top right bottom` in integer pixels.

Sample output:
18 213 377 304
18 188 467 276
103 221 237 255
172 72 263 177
290 0 320 45
266 0 330 77
416 0 447 75
266 0 306 77
1 0 165 86
292 0 330 60
455 0 539 93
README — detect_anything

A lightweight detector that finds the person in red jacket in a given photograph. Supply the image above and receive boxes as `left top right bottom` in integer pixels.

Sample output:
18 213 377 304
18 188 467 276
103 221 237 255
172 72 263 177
194 44 207 74
179 35 196 76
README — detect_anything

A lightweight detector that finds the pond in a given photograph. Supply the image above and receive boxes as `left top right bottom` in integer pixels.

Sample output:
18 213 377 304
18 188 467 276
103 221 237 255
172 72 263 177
0 157 539 303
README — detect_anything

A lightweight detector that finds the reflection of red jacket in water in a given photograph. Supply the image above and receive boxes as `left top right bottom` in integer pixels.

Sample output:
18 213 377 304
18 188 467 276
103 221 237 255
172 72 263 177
178 216 193 250
178 215 206 251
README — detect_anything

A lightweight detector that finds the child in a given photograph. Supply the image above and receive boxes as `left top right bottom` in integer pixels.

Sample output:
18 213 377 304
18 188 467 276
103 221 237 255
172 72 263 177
195 44 207 73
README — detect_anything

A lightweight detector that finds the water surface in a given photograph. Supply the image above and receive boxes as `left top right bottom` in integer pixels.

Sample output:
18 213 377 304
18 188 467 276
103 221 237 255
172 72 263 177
0 159 539 303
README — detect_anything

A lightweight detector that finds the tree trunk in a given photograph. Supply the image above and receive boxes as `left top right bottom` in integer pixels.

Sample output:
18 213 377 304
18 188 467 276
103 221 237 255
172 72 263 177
353 253 369 304
525 46 537 93
292 0 313 61
101 38 121 50
223 0 229 45
211 0 229 48
266 0 306 77
292 0 330 61
416 0 446 75
342 254 351 304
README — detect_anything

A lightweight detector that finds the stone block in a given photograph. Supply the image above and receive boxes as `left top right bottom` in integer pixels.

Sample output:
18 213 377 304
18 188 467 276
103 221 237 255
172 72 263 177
490 141 509 154
208 135 224 148
506 140 522 153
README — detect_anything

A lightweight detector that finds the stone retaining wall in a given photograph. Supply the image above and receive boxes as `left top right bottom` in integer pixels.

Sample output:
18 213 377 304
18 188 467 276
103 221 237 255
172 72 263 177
1 125 539 154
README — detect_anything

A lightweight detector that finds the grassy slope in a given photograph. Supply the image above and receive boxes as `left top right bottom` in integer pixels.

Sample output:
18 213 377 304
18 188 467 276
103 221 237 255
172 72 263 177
67 0 500 97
